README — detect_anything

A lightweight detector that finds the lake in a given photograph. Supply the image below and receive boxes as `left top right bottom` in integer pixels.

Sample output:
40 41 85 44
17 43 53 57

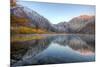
11 34 95 67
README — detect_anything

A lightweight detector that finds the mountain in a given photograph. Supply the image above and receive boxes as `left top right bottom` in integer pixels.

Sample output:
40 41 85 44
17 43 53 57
78 21 95 34
53 22 70 33
11 5 55 34
68 15 95 33
54 15 95 34
11 4 95 34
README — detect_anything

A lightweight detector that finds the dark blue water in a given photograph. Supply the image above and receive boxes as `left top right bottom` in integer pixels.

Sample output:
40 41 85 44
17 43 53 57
11 34 95 66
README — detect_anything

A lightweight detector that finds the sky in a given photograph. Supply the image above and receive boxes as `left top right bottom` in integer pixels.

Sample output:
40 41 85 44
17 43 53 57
16 1 95 24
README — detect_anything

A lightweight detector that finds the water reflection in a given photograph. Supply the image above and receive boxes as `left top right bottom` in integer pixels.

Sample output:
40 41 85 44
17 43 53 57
11 34 95 67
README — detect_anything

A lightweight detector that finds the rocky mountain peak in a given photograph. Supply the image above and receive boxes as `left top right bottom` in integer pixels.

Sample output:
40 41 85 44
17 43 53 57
77 15 94 20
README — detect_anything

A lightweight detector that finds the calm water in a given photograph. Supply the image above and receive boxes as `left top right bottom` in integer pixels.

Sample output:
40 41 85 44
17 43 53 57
11 34 95 67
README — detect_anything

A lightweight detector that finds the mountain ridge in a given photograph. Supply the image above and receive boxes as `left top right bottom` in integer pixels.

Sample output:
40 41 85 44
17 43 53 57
11 4 95 34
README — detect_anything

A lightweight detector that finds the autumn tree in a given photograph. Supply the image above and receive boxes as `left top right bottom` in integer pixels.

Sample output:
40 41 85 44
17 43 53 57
10 0 16 6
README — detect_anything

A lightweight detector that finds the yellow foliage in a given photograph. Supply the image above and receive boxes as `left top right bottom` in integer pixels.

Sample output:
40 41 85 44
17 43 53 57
11 15 30 26
11 3 16 7
11 15 53 34
11 26 49 34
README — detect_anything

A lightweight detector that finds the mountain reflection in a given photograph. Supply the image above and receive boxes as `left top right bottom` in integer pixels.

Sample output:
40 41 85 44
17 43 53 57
11 34 95 67
52 35 95 55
